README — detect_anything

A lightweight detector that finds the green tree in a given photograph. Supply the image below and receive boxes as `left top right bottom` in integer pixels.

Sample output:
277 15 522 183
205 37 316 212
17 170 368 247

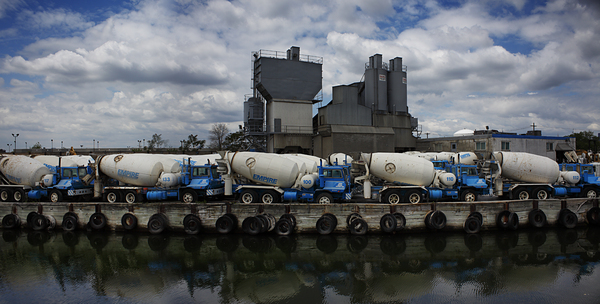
31 142 42 149
180 134 205 152
147 133 167 150
222 130 266 151
569 131 600 152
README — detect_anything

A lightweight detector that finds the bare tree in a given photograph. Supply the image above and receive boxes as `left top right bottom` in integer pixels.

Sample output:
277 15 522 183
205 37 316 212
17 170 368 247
147 133 167 150
209 123 229 150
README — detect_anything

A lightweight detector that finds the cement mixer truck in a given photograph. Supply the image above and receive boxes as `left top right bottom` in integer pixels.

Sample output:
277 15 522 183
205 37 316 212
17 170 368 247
93 154 224 203
217 151 353 204
0 155 94 202
557 162 600 198
353 152 458 204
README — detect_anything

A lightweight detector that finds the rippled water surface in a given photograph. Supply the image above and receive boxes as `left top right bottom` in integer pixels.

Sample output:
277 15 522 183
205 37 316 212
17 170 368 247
1 228 600 303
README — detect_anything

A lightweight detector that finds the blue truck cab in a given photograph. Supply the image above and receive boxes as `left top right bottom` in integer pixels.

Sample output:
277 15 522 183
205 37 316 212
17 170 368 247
559 163 600 198
445 163 490 202
28 165 94 202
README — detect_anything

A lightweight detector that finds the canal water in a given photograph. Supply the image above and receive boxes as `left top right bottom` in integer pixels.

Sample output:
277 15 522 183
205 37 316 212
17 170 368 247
1 228 600 303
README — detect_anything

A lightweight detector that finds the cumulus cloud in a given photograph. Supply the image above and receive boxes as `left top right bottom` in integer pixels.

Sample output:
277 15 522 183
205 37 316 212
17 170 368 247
0 0 599 148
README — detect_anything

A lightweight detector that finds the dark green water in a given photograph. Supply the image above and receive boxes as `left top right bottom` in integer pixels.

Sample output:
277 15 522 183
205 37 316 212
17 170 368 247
1 227 600 303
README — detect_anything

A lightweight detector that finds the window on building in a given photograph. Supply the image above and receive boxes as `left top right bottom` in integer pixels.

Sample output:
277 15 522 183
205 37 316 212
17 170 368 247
476 142 486 150
451 143 457 152
501 141 510 151
546 142 554 151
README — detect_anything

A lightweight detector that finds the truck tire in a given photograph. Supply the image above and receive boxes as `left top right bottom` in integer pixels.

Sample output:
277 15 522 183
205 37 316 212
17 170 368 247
124 191 139 204
315 192 334 204
559 209 577 229
393 213 406 231
183 214 202 235
13 189 25 202
260 190 280 204
239 190 258 204
1 189 12 202
383 190 401 204
2 214 21 229
586 207 600 226
461 190 476 202
105 190 120 203
216 214 235 234
31 213 49 231
61 214 78 231
405 190 422 204
89 212 107 230
533 187 549 200
346 213 362 226
274 218 293 236
513 188 529 200
463 216 481 234
582 187 598 198
316 216 336 235
349 218 368 235
380 214 397 233
148 213 168 234
181 190 198 204
528 209 547 228
49 190 63 203
121 213 138 231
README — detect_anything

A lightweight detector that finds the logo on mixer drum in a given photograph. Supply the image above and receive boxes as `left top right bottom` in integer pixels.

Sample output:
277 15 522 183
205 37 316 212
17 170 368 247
385 163 396 174
245 157 256 168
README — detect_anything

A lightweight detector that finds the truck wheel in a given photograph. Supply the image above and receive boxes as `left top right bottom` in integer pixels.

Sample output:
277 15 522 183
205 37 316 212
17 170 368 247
13 189 25 202
383 190 401 204
349 218 368 235
582 187 598 198
533 187 549 200
124 191 138 204
1 189 12 202
461 190 476 202
49 190 63 203
183 214 202 235
380 214 397 233
513 188 529 200
121 213 138 231
261 190 280 204
405 190 422 204
239 190 258 204
315 192 333 204
105 190 120 203
181 190 198 204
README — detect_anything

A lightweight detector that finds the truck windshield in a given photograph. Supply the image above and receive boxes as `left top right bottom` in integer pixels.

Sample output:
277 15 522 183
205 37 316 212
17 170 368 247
323 169 343 178
193 167 209 177
78 167 87 177
461 167 477 176
62 168 76 177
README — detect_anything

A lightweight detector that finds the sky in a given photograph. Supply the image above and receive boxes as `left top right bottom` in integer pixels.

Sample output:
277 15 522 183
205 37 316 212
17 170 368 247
0 0 599 150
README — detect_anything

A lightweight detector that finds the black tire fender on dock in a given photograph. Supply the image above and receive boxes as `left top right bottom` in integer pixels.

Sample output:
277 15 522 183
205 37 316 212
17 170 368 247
2 213 21 229
506 212 519 230
349 218 368 235
393 212 406 231
559 209 577 229
61 214 78 231
147 213 168 234
121 213 138 231
429 211 447 230
31 213 49 231
346 212 362 226
316 215 336 235
216 214 235 234
468 212 483 224
323 213 338 228
183 214 202 235
528 209 547 228
586 207 600 226
242 217 262 235
27 211 37 227
463 216 481 234
279 214 296 228
380 213 397 233
89 212 107 230
496 210 512 230
274 218 294 236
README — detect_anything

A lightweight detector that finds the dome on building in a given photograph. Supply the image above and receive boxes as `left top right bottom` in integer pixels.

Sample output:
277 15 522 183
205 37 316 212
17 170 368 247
453 129 474 137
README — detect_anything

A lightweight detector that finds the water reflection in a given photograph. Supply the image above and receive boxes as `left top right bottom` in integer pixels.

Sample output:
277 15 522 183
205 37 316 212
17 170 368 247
1 228 600 303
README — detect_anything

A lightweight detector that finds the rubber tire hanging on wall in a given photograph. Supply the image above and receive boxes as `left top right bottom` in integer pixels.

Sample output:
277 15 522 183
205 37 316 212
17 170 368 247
183 214 202 235
121 213 138 231
89 212 107 230
528 209 547 228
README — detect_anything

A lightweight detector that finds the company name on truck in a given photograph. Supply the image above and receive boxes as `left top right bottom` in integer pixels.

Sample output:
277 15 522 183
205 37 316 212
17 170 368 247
253 174 277 184
118 169 140 179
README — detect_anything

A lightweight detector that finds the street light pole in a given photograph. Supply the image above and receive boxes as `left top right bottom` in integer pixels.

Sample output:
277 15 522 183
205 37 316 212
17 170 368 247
11 133 18 154
51 139 53 150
